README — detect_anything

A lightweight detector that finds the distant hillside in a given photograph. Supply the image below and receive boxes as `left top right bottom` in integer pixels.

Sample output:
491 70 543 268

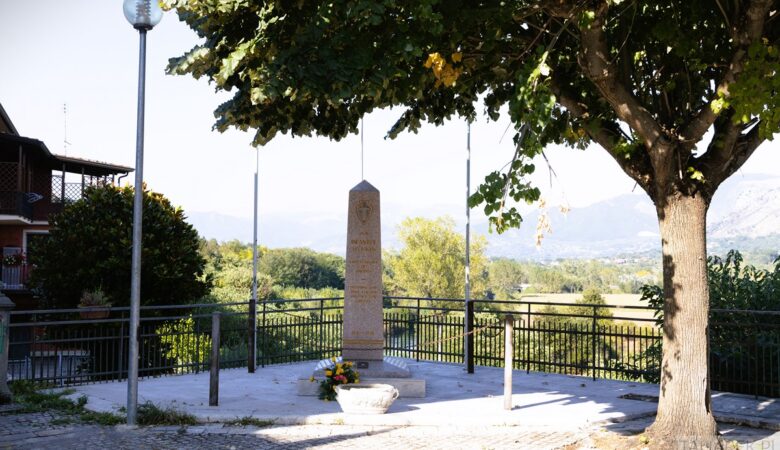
187 173 780 261
709 174 780 239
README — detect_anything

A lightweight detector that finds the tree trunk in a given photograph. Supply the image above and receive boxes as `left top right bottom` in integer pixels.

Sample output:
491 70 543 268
646 192 721 449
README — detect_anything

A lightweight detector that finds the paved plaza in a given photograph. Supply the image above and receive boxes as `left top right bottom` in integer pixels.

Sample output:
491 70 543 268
0 359 778 449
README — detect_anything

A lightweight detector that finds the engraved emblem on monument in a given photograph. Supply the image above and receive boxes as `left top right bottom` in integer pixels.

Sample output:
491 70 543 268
356 200 372 224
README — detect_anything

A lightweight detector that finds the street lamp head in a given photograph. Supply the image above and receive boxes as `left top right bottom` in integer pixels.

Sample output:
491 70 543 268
123 0 163 30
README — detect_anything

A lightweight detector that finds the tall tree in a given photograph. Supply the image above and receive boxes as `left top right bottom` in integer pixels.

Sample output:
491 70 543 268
165 1 779 446
487 258 527 299
384 217 488 301
31 185 210 308
260 247 345 289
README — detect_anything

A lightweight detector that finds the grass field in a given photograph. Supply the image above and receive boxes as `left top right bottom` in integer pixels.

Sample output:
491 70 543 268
488 293 657 324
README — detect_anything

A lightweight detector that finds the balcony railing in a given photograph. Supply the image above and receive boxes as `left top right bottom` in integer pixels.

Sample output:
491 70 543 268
1 263 31 290
0 191 34 220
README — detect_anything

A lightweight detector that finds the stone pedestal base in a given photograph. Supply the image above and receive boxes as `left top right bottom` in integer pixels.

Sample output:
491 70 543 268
298 356 426 398
312 356 410 378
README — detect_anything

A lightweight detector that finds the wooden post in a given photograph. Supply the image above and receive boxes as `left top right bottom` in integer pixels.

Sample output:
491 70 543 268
17 145 23 193
60 164 66 203
504 314 514 411
209 312 220 407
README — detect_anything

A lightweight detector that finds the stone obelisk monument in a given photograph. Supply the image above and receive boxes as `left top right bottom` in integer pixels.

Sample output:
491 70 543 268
298 180 424 397
343 180 384 361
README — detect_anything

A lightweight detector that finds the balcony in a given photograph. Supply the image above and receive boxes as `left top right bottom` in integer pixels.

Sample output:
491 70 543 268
0 191 34 221
1 263 30 290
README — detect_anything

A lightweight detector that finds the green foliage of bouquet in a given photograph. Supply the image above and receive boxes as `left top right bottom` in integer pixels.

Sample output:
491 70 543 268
316 357 359 401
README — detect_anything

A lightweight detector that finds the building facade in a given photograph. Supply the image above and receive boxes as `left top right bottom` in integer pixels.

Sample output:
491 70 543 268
0 104 132 307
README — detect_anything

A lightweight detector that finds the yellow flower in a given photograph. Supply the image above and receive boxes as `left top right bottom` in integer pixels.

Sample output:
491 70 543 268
309 376 315 382
355 378 360 384
336 367 344 375
331 356 337 363
325 370 333 376
344 362 352 368
423 51 462 87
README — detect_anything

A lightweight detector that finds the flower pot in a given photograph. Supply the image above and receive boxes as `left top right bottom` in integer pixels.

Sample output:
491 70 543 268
78 306 110 320
335 383 399 414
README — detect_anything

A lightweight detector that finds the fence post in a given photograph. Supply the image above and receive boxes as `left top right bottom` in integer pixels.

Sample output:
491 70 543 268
591 306 597 381
195 319 201 374
465 298 474 373
319 299 325 359
504 314 514 410
118 315 126 378
248 297 256 373
416 298 421 362
526 303 531 374
0 293 14 403
209 312 220 407
261 300 267 368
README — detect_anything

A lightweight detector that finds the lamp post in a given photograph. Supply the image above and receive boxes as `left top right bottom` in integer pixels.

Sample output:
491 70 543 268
465 122 474 374
249 148 259 373
123 0 162 426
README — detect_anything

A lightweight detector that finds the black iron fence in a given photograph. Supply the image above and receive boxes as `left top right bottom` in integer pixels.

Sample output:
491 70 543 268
709 309 780 398
8 302 249 385
382 297 663 383
6 297 779 398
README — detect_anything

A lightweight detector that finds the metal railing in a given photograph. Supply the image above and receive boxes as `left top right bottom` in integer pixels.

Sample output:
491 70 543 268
6 296 779 398
8 302 249 386
382 297 663 383
1 264 31 290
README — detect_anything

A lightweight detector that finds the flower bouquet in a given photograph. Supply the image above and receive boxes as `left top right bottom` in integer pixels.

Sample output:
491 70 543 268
317 357 360 401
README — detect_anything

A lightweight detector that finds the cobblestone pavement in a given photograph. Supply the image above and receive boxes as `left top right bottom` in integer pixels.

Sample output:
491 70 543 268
3 410 778 449
0 411 585 449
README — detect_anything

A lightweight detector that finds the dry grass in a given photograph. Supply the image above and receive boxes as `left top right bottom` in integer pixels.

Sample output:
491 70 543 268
516 293 656 325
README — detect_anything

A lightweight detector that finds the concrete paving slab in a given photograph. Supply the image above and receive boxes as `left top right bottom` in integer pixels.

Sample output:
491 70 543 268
69 359 778 431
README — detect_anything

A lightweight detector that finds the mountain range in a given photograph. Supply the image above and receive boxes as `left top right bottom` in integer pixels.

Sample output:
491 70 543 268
187 173 780 261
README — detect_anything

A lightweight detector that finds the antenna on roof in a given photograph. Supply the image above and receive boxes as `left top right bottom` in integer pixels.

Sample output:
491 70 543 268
63 103 71 155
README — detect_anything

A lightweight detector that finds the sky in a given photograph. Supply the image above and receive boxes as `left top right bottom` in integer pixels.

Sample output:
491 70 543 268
1 1 779 245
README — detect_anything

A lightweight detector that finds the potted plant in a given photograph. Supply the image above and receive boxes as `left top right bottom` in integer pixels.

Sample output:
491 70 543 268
78 288 112 319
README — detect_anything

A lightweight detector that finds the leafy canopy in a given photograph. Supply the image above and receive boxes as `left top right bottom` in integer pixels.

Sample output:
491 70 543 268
31 185 210 309
165 0 779 231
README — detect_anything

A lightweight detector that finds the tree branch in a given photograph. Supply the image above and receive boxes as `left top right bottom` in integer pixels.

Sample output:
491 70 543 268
697 111 741 181
551 78 654 193
577 3 664 149
710 123 766 186
679 0 773 148
577 2 671 190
